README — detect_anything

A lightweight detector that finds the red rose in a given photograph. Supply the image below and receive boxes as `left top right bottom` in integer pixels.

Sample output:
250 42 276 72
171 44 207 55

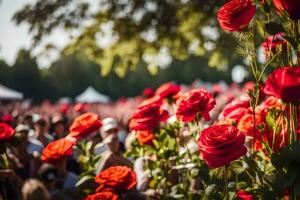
69 113 102 139
220 98 250 123
95 166 136 192
198 125 247 168
130 96 169 131
236 190 253 200
262 33 286 60
1 114 14 123
217 0 256 32
143 88 155 98
59 103 69 114
74 103 87 113
41 138 75 163
237 112 263 139
84 192 119 200
155 82 181 99
264 67 300 103
273 0 300 20
176 89 216 122
136 131 154 145
0 123 15 141
261 96 282 109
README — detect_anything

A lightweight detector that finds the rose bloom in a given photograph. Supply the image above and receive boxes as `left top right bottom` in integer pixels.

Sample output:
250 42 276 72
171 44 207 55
219 98 250 123
136 131 154 145
273 0 300 20
95 166 136 192
130 96 169 131
155 82 181 99
262 33 286 60
261 96 282 110
1 114 14 124
237 111 265 139
59 103 69 114
236 189 253 200
41 138 75 163
217 0 256 32
69 113 102 139
143 87 155 98
74 103 87 113
176 89 216 122
84 192 119 200
0 123 15 141
198 124 247 168
264 66 300 103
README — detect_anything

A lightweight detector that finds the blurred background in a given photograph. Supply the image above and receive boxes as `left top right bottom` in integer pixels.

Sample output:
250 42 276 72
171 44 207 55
0 0 252 102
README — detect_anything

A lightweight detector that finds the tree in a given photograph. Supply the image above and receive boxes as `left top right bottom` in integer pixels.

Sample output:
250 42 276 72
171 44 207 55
13 0 239 76
0 59 13 86
11 49 44 101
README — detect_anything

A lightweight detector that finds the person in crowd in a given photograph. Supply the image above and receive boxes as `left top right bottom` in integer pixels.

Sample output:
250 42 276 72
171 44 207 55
23 114 34 130
30 117 54 146
95 117 132 173
21 179 49 200
0 168 23 200
6 124 36 179
40 138 78 199
52 156 78 192
50 116 66 139
37 163 57 195
37 163 72 200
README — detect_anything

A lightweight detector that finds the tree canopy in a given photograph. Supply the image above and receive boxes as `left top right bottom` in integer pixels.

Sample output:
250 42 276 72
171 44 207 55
13 0 239 76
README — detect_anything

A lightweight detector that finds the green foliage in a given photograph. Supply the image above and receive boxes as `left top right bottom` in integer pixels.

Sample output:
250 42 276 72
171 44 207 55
12 0 242 76
271 141 300 168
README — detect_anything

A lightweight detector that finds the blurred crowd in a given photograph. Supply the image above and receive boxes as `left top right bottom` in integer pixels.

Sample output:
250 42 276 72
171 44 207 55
0 80 249 200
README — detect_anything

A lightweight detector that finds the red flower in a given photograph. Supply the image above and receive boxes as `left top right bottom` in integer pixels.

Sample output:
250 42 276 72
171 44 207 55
264 67 300 103
59 103 69 114
236 190 253 200
273 0 300 20
220 98 251 123
155 82 181 99
74 103 87 113
176 89 216 122
95 166 136 192
136 131 154 145
261 96 282 109
0 123 15 141
198 125 247 168
1 114 14 123
262 33 286 60
41 138 75 163
217 0 256 32
84 192 119 200
143 88 155 98
237 112 263 139
69 113 102 139
130 96 169 131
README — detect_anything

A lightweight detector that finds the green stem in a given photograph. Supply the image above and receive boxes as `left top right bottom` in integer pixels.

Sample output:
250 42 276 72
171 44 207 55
224 165 229 200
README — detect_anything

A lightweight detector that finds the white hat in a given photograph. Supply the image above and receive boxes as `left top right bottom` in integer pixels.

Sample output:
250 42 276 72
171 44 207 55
15 124 30 133
100 118 118 139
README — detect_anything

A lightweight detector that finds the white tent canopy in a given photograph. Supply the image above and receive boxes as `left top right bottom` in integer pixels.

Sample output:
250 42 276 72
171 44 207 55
0 84 23 100
75 86 110 103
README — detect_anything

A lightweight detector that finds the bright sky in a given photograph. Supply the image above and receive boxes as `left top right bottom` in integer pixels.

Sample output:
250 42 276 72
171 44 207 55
0 0 69 68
